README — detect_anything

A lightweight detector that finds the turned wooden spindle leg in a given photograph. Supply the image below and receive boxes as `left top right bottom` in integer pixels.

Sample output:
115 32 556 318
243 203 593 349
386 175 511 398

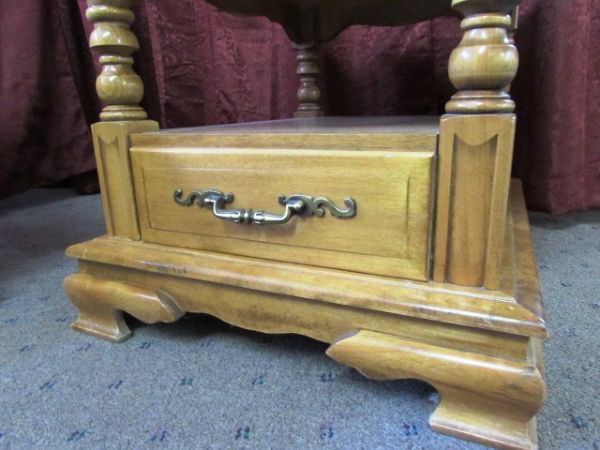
445 1 519 114
293 43 323 117
87 0 147 121
434 0 520 289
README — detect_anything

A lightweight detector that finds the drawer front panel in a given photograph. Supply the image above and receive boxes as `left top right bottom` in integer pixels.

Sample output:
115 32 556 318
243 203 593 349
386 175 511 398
131 147 434 280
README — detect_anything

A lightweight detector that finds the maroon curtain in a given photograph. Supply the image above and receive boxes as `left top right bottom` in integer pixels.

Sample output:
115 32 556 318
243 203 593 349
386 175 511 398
2 0 599 214
0 0 97 197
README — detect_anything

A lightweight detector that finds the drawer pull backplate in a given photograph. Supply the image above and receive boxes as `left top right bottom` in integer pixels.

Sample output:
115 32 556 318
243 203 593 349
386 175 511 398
173 189 356 225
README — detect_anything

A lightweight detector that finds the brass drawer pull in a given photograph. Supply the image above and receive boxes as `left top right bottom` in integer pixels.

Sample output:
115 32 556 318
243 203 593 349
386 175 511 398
174 189 356 225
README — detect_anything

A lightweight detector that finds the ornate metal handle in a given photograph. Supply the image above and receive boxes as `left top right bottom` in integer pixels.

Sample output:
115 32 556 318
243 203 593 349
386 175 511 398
173 189 356 225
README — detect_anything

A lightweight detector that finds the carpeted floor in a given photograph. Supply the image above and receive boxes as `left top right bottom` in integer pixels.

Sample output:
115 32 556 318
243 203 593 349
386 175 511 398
0 188 599 450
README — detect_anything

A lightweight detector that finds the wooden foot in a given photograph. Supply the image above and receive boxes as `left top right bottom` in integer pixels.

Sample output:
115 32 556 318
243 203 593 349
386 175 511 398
64 273 184 342
327 330 545 450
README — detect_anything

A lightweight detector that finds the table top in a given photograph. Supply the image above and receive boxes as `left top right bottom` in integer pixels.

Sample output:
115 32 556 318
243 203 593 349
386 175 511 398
204 0 457 43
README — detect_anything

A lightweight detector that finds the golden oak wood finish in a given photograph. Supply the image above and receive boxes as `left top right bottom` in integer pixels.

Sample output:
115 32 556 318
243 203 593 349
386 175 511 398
130 116 440 150
327 330 544 450
87 0 148 121
65 273 184 342
433 114 516 288
66 1 547 449
447 1 520 113
93 121 158 239
67 184 546 342
130 118 436 279
66 182 545 450
434 0 521 290
86 0 159 238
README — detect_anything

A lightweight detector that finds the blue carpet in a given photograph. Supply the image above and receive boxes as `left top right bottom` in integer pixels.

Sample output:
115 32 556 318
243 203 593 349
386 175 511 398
0 189 599 450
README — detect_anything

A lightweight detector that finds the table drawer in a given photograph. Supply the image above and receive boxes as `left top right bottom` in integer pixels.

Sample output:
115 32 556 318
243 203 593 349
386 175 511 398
131 146 435 280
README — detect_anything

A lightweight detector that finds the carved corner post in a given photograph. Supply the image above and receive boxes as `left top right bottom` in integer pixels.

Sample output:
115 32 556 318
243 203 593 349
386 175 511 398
292 43 323 117
433 0 520 289
86 0 158 239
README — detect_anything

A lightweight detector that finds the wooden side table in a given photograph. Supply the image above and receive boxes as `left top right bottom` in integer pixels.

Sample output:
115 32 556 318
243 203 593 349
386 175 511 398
65 1 546 448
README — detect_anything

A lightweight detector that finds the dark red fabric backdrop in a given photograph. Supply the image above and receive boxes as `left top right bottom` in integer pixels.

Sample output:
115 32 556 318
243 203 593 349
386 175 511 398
2 0 599 214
